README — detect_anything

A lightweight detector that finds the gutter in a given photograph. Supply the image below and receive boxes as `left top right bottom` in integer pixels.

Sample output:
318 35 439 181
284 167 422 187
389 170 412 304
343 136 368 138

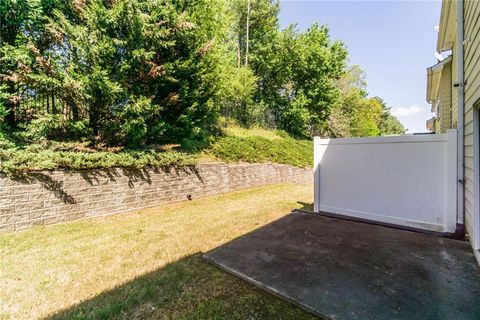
455 0 465 233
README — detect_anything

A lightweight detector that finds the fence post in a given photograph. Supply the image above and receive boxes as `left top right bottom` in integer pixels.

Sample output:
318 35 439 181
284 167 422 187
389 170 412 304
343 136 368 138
313 137 321 213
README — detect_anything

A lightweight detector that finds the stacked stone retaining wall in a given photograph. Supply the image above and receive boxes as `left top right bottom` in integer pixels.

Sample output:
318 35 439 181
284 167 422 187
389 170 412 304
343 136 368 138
0 163 312 231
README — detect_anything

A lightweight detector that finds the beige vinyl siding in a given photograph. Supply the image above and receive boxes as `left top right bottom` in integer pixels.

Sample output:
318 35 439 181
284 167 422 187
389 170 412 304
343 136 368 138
435 115 441 133
438 63 452 133
463 0 480 241
451 36 458 128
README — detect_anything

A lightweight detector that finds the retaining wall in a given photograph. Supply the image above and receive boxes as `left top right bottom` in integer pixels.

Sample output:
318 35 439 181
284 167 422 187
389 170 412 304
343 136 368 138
0 163 312 231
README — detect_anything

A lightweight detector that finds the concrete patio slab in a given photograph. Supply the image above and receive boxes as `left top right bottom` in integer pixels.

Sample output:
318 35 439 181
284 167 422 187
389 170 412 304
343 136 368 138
204 212 480 320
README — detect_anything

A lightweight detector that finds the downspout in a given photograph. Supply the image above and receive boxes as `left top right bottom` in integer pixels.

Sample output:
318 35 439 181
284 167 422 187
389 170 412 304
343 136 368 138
455 0 465 235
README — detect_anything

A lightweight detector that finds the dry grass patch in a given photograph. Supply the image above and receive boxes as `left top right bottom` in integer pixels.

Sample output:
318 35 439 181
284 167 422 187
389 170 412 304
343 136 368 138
0 184 315 320
223 126 288 140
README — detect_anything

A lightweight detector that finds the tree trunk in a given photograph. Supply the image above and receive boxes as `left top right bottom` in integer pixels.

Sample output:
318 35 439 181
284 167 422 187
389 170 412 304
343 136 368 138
71 101 80 121
89 104 100 137
245 0 251 66
4 81 17 128
237 32 242 67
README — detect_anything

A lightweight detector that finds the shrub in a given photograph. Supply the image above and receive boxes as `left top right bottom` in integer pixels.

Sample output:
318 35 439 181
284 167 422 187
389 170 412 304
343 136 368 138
210 135 312 168
17 115 92 142
0 148 197 174
0 127 312 174
273 130 291 139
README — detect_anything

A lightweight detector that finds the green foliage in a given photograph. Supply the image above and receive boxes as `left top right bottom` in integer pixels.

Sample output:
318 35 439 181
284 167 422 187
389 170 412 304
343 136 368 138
375 97 405 135
210 135 312 168
0 85 8 134
348 91 382 137
272 129 291 139
232 0 280 67
44 0 229 145
379 113 405 135
226 1 349 136
0 0 404 176
247 22 347 137
0 0 232 146
0 126 311 174
17 115 92 142
0 147 197 174
218 65 258 126
327 66 405 137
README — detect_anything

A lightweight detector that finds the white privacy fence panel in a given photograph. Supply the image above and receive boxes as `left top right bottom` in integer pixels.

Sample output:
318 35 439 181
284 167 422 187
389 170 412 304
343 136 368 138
314 130 458 233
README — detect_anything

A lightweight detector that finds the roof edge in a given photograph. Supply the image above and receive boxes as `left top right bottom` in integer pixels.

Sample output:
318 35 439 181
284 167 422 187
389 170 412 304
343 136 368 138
437 0 456 52
426 56 452 103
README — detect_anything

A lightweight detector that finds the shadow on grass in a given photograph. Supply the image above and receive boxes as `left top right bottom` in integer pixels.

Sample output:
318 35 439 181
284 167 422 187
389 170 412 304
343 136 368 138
296 201 313 211
45 252 317 320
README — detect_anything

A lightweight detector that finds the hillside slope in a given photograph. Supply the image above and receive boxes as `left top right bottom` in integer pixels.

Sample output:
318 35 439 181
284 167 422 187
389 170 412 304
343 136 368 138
0 127 313 174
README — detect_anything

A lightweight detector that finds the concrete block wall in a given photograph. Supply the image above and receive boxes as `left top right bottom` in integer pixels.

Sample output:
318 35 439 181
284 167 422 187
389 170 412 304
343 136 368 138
0 163 312 231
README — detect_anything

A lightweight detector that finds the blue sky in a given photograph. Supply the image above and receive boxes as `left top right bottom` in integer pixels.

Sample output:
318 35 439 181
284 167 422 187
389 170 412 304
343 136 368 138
278 0 442 133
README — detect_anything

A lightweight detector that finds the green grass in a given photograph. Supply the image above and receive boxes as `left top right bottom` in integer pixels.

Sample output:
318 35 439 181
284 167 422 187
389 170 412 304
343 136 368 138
0 184 316 320
223 126 291 140
0 126 312 174
210 135 312 168
0 148 196 175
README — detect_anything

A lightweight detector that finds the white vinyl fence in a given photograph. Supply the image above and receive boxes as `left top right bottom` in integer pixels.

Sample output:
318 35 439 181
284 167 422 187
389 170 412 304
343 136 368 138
314 130 458 233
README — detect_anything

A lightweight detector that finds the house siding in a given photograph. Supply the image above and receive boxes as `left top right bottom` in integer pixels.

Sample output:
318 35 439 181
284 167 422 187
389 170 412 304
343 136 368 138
438 63 452 133
463 0 480 245
451 36 458 128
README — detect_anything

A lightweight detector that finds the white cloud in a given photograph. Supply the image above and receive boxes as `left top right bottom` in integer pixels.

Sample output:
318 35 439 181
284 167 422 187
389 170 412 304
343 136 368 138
391 105 424 117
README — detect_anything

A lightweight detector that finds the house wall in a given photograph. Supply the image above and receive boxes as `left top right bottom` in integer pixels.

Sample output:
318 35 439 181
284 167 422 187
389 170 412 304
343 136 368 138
464 0 480 248
434 116 441 133
438 63 452 133
0 163 313 232
452 34 459 128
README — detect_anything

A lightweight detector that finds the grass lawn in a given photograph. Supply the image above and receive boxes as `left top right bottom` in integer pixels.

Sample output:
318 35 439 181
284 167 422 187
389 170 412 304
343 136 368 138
222 126 289 140
0 184 316 320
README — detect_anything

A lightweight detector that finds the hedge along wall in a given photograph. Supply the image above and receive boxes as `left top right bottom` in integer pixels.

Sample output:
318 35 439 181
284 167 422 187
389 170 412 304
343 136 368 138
0 163 312 231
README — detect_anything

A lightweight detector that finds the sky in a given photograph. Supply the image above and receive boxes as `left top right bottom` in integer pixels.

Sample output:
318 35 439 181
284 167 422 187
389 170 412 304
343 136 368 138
278 0 442 133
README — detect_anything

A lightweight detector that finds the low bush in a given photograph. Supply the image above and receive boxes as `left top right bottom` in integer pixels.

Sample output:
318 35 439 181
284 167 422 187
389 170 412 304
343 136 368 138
0 127 312 174
0 148 197 174
210 135 312 168
17 115 93 142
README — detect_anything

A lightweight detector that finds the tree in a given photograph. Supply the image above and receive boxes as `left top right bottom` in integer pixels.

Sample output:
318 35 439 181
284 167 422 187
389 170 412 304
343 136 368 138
231 0 279 67
0 0 52 128
0 0 403 147
374 97 405 135
226 0 279 127
257 24 347 137
350 95 383 137
41 0 233 146
327 66 404 137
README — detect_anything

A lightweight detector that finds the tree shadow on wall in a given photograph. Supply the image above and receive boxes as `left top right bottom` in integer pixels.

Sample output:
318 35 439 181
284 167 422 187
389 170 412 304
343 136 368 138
11 173 76 204
9 165 206 206
78 165 205 187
